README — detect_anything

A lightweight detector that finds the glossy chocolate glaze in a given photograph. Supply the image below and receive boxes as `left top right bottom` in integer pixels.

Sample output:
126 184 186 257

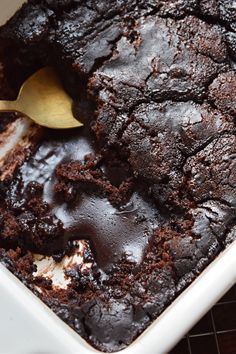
54 192 158 268
19 124 158 270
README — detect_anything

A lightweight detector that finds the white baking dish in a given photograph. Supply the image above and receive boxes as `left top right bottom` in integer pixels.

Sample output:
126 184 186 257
0 1 236 353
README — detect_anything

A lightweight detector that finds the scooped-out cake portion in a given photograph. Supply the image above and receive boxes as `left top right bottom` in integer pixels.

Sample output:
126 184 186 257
0 0 236 352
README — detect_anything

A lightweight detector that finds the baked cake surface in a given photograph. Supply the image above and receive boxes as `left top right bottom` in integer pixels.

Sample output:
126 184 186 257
0 0 236 352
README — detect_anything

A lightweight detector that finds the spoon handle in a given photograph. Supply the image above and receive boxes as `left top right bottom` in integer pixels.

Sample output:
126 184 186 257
0 100 18 112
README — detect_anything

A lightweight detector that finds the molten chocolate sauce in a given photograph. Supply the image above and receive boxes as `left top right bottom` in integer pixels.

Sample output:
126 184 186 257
20 126 158 270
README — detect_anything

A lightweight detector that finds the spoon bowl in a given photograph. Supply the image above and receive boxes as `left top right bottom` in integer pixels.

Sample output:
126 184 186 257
0 67 83 129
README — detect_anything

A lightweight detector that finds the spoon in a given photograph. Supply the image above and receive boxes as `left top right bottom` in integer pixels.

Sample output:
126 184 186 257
0 67 83 129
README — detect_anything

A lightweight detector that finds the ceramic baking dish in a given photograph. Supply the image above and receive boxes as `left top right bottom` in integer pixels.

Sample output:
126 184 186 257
0 1 236 353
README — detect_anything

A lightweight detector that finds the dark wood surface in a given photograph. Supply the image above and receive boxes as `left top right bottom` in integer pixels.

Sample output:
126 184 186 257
170 285 236 354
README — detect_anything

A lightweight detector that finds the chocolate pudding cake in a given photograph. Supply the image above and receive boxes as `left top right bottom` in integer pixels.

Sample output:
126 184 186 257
0 0 236 352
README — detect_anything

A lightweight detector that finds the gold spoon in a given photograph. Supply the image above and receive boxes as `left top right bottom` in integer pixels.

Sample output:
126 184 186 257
0 67 83 129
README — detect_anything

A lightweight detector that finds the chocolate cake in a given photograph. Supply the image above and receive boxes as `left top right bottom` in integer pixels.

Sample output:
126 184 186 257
0 0 236 352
